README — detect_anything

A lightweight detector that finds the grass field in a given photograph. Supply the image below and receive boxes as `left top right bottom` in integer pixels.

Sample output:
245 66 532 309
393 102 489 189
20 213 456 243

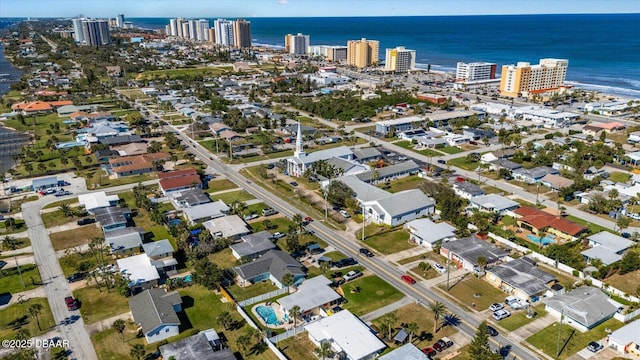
440 276 505 310
210 189 256 204
207 248 238 270
226 281 279 302
250 217 295 234
42 198 78 210
397 253 430 265
0 265 42 294
278 333 318 360
497 304 547 331
364 229 414 255
439 146 465 154
394 140 444 157
0 298 55 341
207 179 239 192
135 66 232 81
341 275 404 316
377 175 426 193
50 225 103 251
609 171 631 183
447 156 480 171
74 286 129 325
409 265 441 280
41 209 80 228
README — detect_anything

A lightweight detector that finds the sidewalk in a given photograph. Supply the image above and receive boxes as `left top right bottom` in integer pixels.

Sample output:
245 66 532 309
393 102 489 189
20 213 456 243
85 311 132 335
360 296 414 322
0 254 35 269
385 247 430 263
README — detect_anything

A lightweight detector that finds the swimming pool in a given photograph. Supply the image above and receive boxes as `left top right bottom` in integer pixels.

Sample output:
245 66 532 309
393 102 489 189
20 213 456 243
55 141 86 149
526 234 555 245
256 305 279 325
182 275 192 283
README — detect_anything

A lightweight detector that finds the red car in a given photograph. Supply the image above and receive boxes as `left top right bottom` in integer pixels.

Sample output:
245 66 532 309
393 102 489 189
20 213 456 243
422 347 436 357
304 216 312 222
401 275 416 285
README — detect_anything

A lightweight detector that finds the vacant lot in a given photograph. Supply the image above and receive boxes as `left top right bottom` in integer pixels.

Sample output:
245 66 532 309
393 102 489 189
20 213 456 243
0 265 42 293
226 281 279 302
211 189 256 203
440 276 505 310
365 229 414 255
207 178 239 192
278 333 318 360
377 175 425 193
74 286 129 324
50 225 103 251
341 275 404 316
497 304 547 331
0 298 55 341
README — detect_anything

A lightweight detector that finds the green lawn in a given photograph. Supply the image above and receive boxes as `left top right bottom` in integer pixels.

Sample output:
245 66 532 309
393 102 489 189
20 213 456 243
397 253 430 265
74 286 129 324
207 179 239 192
245 202 270 216
0 265 42 294
42 198 78 210
447 156 480 171
341 275 404 316
226 281 279 302
208 248 238 270
210 189 256 204
393 140 443 157
439 146 465 154
41 209 80 228
409 265 440 280
440 276 505 310
136 66 231 81
364 229 414 255
322 251 347 261
537 265 580 290
278 333 318 360
565 215 612 235
0 298 55 341
609 172 631 183
50 225 102 251
250 217 295 234
526 317 624 359
377 175 426 193
497 304 547 331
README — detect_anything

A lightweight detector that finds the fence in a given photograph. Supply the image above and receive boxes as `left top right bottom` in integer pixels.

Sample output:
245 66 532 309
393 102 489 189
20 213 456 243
268 324 308 344
237 287 290 307
235 304 288 360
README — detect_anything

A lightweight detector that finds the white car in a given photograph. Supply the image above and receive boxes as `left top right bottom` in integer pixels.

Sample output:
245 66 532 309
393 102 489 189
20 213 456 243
489 303 504 312
493 309 511 320
339 210 350 218
243 214 258 221
434 263 447 274
271 232 285 240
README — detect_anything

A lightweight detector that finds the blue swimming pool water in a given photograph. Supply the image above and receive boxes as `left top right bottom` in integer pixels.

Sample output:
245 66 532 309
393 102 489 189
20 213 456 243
168 219 182 226
526 234 555 245
183 275 192 283
256 306 279 325
55 141 86 149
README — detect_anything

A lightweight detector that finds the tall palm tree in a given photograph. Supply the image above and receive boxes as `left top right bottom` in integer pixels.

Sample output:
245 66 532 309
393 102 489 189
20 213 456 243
236 334 252 357
406 322 419 343
216 311 233 330
112 319 126 342
292 213 304 234
129 344 145 360
289 305 301 327
381 311 398 340
314 342 334 360
428 301 447 333
3 236 25 289
59 203 74 217
28 303 44 331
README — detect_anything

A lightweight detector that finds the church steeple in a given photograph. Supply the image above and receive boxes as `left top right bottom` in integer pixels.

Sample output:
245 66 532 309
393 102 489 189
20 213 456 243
294 122 305 157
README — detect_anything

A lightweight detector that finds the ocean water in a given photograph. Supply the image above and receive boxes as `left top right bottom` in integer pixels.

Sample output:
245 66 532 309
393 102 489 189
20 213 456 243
129 14 640 96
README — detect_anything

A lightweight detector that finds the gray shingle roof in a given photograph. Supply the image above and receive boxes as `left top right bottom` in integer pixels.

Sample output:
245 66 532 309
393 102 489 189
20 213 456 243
129 288 182 334
379 344 429 360
172 189 211 207
99 135 142 145
159 330 235 360
142 239 174 258
183 201 230 222
372 189 435 218
233 249 305 283
356 161 420 182
230 231 276 258
335 175 391 203
104 227 143 251
543 286 618 328
353 147 382 161
453 182 485 196
487 258 556 297
442 236 507 265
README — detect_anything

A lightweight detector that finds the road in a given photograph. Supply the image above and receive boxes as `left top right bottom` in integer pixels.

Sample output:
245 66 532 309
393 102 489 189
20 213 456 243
168 125 540 360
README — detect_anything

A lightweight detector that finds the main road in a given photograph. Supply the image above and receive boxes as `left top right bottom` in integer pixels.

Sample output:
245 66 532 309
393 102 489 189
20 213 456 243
168 125 541 360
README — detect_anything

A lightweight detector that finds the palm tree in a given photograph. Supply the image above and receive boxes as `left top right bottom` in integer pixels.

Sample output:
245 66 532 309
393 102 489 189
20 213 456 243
236 334 252 357
381 311 398 340
428 301 447 333
112 319 126 342
28 303 43 331
282 272 294 291
15 328 30 340
406 322 419 343
292 213 304 234
59 203 74 217
314 341 334 360
289 305 301 327
216 311 233 330
3 236 25 289
129 344 145 360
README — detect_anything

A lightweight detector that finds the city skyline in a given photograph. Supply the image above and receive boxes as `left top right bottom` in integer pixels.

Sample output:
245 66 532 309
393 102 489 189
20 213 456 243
1 0 639 18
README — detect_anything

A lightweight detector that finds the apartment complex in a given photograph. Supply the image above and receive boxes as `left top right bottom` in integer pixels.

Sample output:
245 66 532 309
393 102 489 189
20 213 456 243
385 46 416 73
232 19 252 48
286 33 310 55
499 58 569 98
81 20 111 46
166 18 211 42
456 62 497 82
347 38 379 68
165 18 250 47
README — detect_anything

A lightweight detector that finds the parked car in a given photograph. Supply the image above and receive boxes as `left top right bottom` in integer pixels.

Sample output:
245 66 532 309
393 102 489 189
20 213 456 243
334 258 358 268
489 303 504 312
304 216 313 222
437 159 446 164
343 270 363 282
289 181 298 187
65 296 78 311
243 213 259 221
262 208 278 216
401 275 416 285
77 218 96 226
422 347 437 357
66 273 86 283
487 325 499 337
493 309 511 320
359 248 374 257
505 296 525 309
433 337 453 352
587 341 603 352
434 263 447 274
271 232 286 240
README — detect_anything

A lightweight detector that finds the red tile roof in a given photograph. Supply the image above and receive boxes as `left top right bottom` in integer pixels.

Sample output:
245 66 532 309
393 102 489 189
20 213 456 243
514 206 587 236
157 168 198 180
159 174 202 191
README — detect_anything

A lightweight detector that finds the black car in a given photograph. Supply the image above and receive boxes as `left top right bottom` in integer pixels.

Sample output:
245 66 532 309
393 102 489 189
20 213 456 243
587 341 603 352
487 325 498 337
77 218 96 226
66 273 86 283
289 181 299 187
437 159 446 164
359 248 374 257
334 258 358 268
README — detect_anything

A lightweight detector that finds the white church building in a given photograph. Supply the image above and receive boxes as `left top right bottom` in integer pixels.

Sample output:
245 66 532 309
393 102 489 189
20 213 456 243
286 124 356 177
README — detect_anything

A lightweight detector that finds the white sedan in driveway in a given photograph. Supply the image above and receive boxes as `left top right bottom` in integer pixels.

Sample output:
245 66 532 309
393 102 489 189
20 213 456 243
493 309 511 320
434 263 447 274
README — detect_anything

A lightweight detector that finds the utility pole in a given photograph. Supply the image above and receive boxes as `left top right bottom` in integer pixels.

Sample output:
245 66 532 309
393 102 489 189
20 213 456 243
361 203 366 242
446 250 451 290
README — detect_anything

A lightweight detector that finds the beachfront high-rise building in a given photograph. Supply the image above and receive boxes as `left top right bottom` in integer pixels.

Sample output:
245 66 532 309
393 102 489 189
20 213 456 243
385 46 416 73
188 20 198 40
116 14 125 28
326 46 347 62
287 33 310 55
284 34 292 52
81 19 110 46
208 28 215 44
499 58 569 98
347 38 379 68
197 19 210 41
456 62 497 82
214 19 234 46
232 19 252 48
169 18 179 36
181 22 190 39
72 18 86 43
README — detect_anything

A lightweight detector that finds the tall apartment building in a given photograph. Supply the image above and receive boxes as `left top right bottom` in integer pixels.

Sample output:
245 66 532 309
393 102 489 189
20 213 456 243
288 33 310 55
326 46 347 62
181 22 190 39
188 20 198 40
232 19 252 48
81 19 110 46
208 28 215 44
214 19 234 46
499 58 569 98
197 19 210 41
72 18 85 43
347 38 379 68
385 46 416 73
116 14 125 28
456 62 497 82
284 34 292 52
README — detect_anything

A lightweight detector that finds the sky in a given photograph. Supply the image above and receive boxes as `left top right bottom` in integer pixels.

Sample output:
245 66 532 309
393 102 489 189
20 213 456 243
1 0 639 18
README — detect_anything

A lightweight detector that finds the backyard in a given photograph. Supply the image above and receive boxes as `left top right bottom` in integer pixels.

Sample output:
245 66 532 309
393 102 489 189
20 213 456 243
377 175 425 193
50 225 103 251
341 275 404 316
277 333 318 360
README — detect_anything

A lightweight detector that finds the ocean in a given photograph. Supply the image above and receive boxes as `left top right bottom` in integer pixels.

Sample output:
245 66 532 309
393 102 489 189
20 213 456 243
128 14 640 97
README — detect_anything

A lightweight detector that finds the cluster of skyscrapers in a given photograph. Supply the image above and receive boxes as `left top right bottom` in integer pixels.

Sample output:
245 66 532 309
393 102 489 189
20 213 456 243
165 18 252 48
72 18 111 46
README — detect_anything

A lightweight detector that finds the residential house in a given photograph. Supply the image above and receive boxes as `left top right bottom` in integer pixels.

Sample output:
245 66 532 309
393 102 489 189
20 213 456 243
76 121 133 144
94 206 131 233
543 286 618 332
404 218 456 250
352 147 383 164
77 191 120 213
117 254 161 294
328 175 391 204
512 166 559 184
355 161 420 183
233 249 306 288
540 174 575 192
583 166 608 181
159 329 235 360
440 237 508 271
362 189 435 227
607 320 640 358
514 206 588 242
282 124 317 136
218 130 243 142
93 149 120 163
129 288 182 343
105 227 143 254
305 310 386 360
142 239 177 275
582 125 605 138
171 189 212 208
209 123 231 135
468 194 520 216
112 142 149 156
463 128 496 140
230 231 276 260
183 201 230 224
485 258 557 302
453 182 485 199
109 153 170 178
202 215 251 240
158 168 202 194
278 276 342 317
581 231 633 266
443 133 472 146
488 159 522 173
325 157 370 177
628 131 640 144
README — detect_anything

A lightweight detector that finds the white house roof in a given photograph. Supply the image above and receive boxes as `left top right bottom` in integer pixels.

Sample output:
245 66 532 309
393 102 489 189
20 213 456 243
404 218 456 245
379 343 429 360
334 175 390 203
609 319 640 347
543 286 618 328
305 310 385 360
202 215 251 238
587 231 633 253
78 191 119 211
469 194 520 212
182 200 229 222
366 189 435 218
293 146 353 166
581 247 622 266
278 275 341 313
117 254 160 286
